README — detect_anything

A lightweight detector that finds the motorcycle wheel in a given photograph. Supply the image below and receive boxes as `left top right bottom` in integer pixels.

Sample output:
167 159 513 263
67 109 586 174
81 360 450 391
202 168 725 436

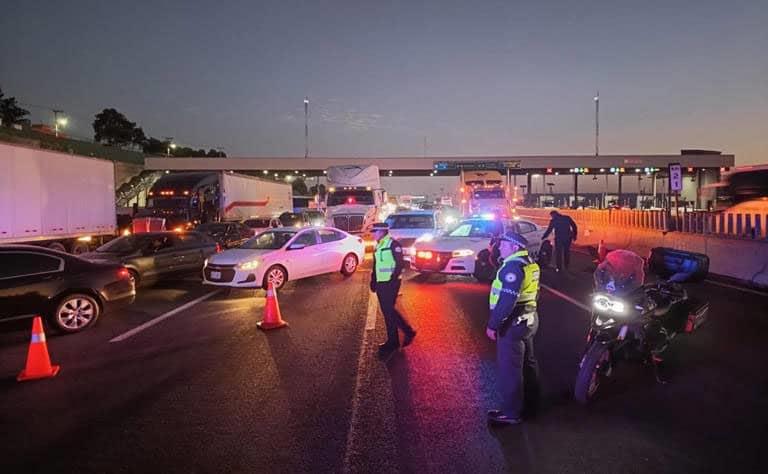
574 342 612 404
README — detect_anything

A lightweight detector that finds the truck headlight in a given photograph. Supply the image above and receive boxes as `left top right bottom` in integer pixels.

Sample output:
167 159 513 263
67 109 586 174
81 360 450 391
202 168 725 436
452 249 475 258
238 260 260 271
592 294 626 314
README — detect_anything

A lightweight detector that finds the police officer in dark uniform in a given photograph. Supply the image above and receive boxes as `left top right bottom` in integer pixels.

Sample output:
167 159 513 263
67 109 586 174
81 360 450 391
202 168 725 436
486 231 541 425
370 222 416 357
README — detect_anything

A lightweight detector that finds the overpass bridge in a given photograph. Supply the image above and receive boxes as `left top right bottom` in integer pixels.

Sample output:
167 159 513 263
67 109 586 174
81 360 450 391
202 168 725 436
144 151 734 209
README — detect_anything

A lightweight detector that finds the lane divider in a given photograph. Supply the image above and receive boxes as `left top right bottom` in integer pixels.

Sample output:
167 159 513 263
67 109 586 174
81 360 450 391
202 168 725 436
541 284 591 312
110 290 220 343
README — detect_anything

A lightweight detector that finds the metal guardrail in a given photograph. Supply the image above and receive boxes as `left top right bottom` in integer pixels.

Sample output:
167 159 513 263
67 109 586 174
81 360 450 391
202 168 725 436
518 207 768 241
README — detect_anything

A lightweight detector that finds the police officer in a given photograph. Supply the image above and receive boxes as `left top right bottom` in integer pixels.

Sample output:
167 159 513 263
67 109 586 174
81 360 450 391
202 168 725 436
486 231 541 425
370 222 416 357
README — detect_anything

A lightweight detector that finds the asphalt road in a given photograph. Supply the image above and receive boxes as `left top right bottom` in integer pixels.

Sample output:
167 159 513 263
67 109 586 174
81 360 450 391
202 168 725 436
1 251 767 473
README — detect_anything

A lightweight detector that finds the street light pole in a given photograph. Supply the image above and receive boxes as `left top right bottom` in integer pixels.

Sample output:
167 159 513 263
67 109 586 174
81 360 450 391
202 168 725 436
594 92 599 158
164 137 175 157
53 109 66 137
304 97 309 159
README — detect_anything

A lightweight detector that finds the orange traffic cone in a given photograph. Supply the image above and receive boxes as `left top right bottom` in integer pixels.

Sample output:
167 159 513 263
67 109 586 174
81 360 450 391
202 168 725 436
257 282 288 330
17 316 60 382
597 239 608 263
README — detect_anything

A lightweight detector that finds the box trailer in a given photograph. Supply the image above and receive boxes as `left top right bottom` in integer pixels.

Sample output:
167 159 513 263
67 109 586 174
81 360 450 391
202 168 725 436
0 142 117 253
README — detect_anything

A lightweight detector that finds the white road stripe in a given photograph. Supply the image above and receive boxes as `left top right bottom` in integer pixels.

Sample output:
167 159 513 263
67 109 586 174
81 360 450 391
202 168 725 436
109 290 219 343
342 288 379 473
541 284 591 312
704 279 768 297
365 291 378 330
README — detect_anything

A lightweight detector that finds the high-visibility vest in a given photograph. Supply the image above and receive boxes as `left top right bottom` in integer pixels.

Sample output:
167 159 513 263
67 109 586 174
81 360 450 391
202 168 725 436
374 235 397 282
489 250 540 310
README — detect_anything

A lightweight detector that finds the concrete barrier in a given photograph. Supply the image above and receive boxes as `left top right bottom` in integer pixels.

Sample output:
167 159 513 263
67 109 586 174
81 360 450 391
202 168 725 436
518 210 768 288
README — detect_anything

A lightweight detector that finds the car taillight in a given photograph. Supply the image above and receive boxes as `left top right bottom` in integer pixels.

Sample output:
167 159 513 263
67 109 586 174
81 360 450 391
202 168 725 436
215 243 222 253
417 250 433 259
117 268 130 279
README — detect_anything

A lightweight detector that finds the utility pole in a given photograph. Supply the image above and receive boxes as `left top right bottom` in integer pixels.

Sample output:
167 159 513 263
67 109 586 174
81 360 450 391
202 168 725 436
164 136 175 157
594 92 600 158
304 97 309 159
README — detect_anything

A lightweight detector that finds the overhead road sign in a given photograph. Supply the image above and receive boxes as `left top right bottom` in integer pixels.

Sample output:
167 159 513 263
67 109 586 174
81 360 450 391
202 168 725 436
669 163 683 192
433 160 521 171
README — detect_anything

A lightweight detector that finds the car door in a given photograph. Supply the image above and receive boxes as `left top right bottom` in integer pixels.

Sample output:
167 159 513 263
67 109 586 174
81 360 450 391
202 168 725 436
515 221 543 255
171 233 206 273
282 230 321 279
316 229 347 273
0 251 65 321
148 235 182 278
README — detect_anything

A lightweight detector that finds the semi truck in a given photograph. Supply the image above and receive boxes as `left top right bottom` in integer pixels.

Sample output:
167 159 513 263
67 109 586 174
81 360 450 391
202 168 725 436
139 172 293 230
0 142 117 254
325 165 387 234
461 169 513 218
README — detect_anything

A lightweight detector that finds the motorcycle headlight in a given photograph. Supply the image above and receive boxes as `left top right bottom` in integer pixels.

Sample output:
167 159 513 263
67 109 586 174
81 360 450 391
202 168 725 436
238 260 260 271
452 249 475 258
592 294 626 314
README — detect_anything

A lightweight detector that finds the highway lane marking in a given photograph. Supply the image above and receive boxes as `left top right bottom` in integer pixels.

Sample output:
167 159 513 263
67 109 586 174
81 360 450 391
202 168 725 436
541 284 591 312
109 290 220 343
342 289 379 473
704 279 768 297
365 290 378 330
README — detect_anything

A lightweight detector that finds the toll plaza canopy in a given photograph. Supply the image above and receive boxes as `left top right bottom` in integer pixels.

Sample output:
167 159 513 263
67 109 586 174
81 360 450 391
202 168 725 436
145 151 734 176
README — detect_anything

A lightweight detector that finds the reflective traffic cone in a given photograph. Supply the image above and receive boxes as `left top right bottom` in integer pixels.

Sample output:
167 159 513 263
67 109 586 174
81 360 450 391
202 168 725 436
257 282 288 330
17 316 60 382
597 240 608 263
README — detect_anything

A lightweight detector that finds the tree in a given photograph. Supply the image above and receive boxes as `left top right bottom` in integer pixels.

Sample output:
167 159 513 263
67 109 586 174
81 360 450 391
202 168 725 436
93 108 143 147
206 148 226 157
0 87 30 128
142 137 166 155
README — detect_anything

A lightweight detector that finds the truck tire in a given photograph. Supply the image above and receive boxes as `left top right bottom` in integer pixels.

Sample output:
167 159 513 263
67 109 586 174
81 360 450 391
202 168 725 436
47 242 67 253
71 241 90 255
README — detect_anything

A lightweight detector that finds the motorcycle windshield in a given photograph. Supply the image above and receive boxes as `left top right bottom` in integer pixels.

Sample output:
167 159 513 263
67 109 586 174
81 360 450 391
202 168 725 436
594 250 645 295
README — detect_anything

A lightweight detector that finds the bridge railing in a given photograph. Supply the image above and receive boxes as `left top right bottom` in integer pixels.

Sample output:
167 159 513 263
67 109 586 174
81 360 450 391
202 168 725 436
516 207 768 241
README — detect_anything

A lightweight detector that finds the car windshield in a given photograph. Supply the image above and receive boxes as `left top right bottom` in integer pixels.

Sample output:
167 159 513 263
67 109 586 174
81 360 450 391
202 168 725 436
240 230 297 250
448 220 502 238
279 213 303 226
95 236 142 253
386 215 434 229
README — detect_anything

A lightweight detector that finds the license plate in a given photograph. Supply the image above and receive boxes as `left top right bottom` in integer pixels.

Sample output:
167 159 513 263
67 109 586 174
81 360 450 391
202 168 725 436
210 271 221 280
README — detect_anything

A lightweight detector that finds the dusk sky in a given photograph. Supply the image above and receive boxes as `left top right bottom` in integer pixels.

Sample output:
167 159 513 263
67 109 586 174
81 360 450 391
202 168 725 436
1 0 766 164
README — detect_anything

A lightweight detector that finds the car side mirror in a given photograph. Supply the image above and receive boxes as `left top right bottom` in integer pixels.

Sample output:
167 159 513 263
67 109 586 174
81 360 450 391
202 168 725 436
287 243 306 251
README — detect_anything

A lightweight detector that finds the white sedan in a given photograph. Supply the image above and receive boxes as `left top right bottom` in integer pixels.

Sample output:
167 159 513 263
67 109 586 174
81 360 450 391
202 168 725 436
410 217 545 279
203 227 365 290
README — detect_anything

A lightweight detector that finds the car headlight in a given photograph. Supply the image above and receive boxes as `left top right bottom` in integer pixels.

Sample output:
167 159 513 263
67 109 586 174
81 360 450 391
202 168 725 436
203 258 208 267
452 249 474 258
237 260 260 271
592 294 626 314
416 233 434 243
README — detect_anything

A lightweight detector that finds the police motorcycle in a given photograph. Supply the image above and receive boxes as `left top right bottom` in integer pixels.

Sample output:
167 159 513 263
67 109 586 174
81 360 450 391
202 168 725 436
573 247 710 404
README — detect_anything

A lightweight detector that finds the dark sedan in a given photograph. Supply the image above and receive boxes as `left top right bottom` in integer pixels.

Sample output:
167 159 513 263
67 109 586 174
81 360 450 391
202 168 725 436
0 245 135 333
195 222 253 249
80 231 219 287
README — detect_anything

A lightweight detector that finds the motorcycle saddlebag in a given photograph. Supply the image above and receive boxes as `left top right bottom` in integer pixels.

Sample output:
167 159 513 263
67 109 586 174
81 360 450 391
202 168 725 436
648 247 709 282
683 298 709 333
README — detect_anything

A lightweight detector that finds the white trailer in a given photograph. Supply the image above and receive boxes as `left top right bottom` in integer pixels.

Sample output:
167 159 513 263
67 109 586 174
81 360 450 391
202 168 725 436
0 142 116 253
220 172 292 221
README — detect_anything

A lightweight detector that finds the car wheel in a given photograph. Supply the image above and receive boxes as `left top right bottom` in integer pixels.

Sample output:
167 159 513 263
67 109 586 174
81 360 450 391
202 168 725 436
263 265 288 290
52 293 100 333
341 253 359 276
